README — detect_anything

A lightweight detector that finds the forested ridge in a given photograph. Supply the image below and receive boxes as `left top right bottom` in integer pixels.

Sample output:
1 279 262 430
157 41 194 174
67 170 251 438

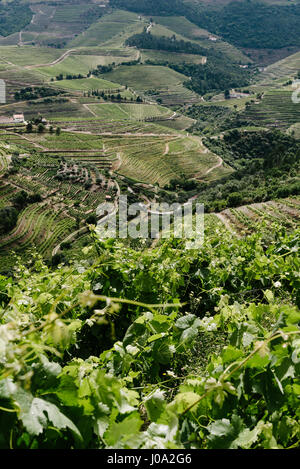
112 0 300 49
0 1 32 37
125 31 208 56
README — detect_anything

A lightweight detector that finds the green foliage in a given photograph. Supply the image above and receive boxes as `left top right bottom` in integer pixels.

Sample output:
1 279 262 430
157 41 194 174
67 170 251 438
15 87 63 102
0 226 299 448
195 2 300 49
185 104 251 135
0 206 18 235
113 0 300 49
171 61 250 95
125 32 207 56
0 1 32 37
197 130 300 211
110 0 183 16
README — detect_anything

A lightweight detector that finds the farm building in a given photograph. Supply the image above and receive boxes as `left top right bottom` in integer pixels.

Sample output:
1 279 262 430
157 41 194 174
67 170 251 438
13 113 25 123
0 79 6 104
230 90 250 99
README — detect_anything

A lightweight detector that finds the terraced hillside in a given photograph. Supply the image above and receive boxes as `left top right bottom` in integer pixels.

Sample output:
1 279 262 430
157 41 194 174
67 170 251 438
69 9 144 48
240 90 300 129
48 101 194 133
104 65 201 106
215 198 300 236
258 51 300 85
0 1 298 275
0 4 255 114
0 137 114 272
150 15 250 63
0 2 106 46
0 201 76 256
86 103 174 120
20 128 226 185
105 134 229 185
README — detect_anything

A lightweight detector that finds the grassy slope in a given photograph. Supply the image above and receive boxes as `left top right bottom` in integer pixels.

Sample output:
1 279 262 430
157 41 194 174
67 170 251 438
103 64 201 105
35 54 137 78
104 65 187 89
88 103 173 120
0 46 64 67
51 77 124 91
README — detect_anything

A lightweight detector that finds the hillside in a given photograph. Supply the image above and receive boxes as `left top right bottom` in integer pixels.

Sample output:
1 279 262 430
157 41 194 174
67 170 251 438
0 0 299 452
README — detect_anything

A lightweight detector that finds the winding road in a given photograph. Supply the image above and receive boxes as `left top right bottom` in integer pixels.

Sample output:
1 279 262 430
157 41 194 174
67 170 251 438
25 49 77 70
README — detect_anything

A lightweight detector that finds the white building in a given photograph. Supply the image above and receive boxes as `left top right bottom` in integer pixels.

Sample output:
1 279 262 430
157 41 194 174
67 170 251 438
0 79 6 104
13 113 25 123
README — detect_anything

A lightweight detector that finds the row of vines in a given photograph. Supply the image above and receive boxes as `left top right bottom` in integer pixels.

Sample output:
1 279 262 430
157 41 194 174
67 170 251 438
0 222 299 449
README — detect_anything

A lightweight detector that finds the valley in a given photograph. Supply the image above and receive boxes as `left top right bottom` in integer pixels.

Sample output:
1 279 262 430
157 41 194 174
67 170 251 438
0 0 299 451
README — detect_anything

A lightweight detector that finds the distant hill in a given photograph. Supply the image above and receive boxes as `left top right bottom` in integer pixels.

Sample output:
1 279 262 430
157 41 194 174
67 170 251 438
111 0 300 49
0 1 32 36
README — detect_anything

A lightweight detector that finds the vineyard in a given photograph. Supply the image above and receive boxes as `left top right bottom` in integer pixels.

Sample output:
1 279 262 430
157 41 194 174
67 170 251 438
0 216 299 449
102 134 225 185
104 65 201 106
51 77 124 92
86 103 174 121
0 0 299 452
48 118 180 135
240 90 300 130
0 136 113 272
35 54 137 79
215 198 300 236
69 9 144 48
258 50 300 85
8 128 224 186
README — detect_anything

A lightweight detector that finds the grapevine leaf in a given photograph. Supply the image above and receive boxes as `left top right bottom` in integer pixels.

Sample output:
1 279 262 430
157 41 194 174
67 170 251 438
144 390 166 422
153 341 174 364
150 315 171 333
148 332 167 343
0 378 17 399
104 412 143 447
17 390 82 440
207 415 245 449
222 346 244 364
175 314 200 330
94 416 110 439
171 392 200 414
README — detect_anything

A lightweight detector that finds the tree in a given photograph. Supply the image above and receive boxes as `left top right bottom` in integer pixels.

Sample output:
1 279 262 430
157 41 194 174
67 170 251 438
13 190 28 209
26 122 33 133
0 206 18 235
86 214 97 225
56 127 61 136
37 123 45 133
